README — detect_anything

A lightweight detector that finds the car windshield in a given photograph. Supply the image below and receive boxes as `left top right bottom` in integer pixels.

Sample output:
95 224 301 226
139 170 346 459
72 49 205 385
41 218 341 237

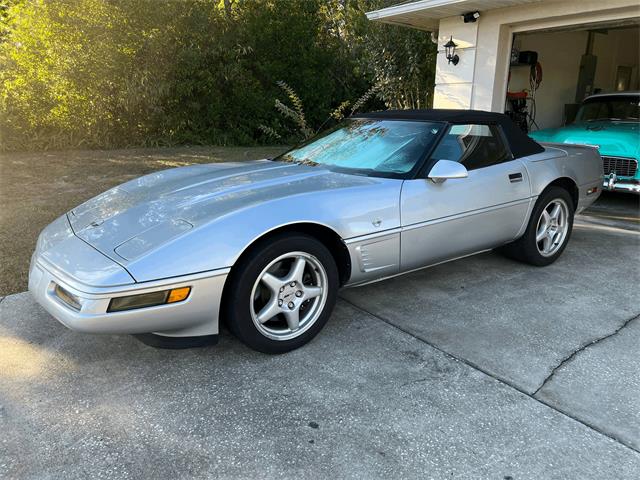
276 119 444 176
575 95 640 122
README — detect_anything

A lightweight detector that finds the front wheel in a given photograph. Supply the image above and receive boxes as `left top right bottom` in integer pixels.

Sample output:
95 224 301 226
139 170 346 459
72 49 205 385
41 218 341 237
498 186 574 266
223 234 338 353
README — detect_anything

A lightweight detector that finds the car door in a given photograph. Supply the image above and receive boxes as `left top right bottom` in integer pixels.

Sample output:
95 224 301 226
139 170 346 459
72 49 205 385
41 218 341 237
400 123 532 272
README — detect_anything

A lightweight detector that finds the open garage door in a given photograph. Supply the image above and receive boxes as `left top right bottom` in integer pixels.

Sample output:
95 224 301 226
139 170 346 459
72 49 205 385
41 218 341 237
506 21 639 132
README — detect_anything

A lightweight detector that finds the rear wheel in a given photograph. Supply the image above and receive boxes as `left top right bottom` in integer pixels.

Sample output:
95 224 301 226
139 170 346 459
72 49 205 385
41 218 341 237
224 234 338 353
498 186 574 266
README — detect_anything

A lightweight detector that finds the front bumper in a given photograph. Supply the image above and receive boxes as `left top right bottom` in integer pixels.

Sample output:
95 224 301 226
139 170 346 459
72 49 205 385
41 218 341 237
603 174 640 194
29 256 229 338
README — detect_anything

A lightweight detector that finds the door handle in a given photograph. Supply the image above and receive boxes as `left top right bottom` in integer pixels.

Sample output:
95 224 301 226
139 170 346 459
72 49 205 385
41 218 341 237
508 172 523 183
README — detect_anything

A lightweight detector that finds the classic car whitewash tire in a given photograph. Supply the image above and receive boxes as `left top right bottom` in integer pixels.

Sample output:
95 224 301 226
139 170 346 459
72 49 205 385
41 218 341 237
224 233 339 353
499 186 575 266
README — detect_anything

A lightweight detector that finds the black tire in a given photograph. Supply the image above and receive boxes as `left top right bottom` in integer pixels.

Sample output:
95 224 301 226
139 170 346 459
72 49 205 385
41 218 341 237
498 186 575 266
223 233 339 354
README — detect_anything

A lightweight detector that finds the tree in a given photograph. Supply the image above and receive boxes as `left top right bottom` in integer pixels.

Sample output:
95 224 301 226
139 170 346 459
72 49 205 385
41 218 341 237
0 0 437 151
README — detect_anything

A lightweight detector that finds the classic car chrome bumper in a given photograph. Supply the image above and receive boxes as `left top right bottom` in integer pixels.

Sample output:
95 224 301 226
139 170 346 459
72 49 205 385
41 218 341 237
603 174 640 194
29 255 229 338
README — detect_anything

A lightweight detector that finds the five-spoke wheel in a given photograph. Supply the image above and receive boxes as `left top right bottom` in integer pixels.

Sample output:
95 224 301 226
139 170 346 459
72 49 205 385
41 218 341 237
535 198 569 257
497 186 575 266
251 252 328 341
224 233 338 353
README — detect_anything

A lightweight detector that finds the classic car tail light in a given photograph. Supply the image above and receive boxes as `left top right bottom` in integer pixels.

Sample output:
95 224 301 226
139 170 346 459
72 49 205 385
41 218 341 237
108 287 191 312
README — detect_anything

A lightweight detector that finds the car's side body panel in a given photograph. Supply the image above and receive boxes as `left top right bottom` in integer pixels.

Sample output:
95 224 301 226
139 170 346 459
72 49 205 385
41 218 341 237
399 158 531 271
521 145 603 213
344 230 401 285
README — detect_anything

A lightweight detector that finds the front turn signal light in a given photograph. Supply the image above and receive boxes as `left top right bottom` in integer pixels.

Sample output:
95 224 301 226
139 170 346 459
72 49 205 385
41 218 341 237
108 287 191 312
167 287 191 303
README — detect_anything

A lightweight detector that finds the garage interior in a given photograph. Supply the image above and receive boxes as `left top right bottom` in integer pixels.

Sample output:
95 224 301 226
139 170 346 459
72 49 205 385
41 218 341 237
506 21 640 132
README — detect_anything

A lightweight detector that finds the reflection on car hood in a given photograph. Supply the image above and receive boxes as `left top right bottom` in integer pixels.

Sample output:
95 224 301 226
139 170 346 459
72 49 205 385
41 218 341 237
529 121 640 159
69 160 381 259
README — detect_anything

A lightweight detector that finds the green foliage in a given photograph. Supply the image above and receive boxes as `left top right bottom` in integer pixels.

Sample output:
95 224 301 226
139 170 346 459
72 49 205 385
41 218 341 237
262 80 380 142
274 81 314 139
0 0 437 151
351 0 438 110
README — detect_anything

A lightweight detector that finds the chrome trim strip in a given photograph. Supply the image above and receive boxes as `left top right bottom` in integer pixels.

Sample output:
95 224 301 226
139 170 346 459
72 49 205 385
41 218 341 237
602 180 640 194
344 227 402 245
401 198 531 232
345 248 493 288
600 155 639 160
344 198 531 244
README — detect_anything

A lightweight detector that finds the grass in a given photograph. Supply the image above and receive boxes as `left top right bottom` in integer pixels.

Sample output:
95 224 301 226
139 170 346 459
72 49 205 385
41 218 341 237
0 145 287 296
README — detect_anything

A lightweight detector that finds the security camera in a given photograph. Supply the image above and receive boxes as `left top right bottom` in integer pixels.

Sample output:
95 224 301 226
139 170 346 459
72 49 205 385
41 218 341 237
462 11 480 23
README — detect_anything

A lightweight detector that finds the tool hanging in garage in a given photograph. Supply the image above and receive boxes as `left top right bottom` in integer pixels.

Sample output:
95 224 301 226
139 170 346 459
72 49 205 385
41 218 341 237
506 49 542 133
527 60 543 130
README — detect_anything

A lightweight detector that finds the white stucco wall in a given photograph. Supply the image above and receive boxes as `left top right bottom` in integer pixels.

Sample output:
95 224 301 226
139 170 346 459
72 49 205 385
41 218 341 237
433 20 478 108
433 0 640 113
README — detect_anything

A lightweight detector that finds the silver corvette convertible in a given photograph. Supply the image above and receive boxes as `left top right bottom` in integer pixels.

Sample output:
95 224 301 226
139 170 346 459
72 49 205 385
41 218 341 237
29 110 602 353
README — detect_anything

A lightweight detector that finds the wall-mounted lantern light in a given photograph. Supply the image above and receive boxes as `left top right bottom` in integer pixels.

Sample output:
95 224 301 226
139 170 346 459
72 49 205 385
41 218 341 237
444 36 459 65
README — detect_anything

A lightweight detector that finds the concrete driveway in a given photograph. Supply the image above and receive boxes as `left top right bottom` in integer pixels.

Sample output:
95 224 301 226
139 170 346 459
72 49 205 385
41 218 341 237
1 194 639 479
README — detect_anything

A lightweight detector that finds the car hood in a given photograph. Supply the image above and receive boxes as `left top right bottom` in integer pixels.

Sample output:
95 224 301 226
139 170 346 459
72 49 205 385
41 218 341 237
69 160 385 262
529 121 640 159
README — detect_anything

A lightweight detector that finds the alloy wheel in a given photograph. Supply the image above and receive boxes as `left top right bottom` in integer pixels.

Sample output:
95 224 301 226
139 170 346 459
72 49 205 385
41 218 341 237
535 198 569 257
249 251 328 341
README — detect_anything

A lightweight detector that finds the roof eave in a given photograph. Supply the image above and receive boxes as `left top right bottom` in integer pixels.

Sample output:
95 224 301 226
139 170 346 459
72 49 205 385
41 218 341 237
365 0 462 30
365 0 457 20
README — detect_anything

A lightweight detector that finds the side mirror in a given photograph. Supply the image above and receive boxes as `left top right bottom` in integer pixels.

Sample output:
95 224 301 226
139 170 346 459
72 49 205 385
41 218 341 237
427 159 468 184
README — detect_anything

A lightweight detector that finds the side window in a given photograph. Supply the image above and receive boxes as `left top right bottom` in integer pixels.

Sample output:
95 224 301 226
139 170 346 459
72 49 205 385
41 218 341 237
430 124 512 170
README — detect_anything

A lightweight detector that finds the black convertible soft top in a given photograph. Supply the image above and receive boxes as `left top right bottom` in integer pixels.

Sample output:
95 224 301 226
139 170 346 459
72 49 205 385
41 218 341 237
352 109 545 159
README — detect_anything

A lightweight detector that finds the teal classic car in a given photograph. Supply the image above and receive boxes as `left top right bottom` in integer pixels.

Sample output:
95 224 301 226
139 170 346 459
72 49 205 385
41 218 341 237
530 92 640 194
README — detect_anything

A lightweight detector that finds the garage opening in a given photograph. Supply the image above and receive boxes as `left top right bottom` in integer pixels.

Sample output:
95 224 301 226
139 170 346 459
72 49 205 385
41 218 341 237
505 21 640 133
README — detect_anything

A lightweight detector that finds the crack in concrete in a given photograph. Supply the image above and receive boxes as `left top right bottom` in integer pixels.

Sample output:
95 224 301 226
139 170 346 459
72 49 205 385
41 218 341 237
339 296 640 455
533 313 640 396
